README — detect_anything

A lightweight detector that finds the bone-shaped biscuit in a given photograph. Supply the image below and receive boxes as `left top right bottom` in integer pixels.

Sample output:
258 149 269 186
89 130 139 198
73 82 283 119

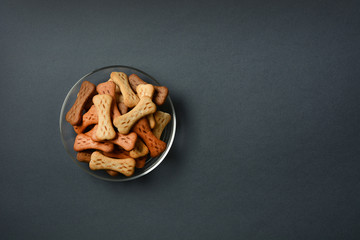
86 125 137 151
90 151 136 177
77 150 118 176
135 156 147 168
74 134 114 152
96 81 121 119
132 118 167 158
93 94 116 140
108 78 121 93
66 81 96 125
102 148 131 159
137 84 156 129
137 84 155 98
129 74 169 106
130 139 149 158
77 150 93 162
73 105 98 134
153 111 172 139
111 132 137 151
147 114 156 129
110 72 139 108
116 93 128 115
113 97 157 134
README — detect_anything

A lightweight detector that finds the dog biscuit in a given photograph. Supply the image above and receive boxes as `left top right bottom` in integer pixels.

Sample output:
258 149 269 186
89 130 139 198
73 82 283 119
108 78 121 93
110 132 137 151
110 72 139 108
74 133 114 152
113 97 156 134
102 148 131 159
135 156 147 168
153 111 172 139
129 74 169 105
66 81 96 125
133 118 167 158
90 151 136 177
130 139 149 158
73 105 98 134
93 94 116 140
116 93 128 115
77 150 93 162
77 150 118 176
136 84 156 128
147 114 156 129
137 84 155 99
97 81 121 119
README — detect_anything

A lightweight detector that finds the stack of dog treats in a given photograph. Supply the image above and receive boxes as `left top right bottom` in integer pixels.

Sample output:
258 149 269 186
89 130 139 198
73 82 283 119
65 72 171 177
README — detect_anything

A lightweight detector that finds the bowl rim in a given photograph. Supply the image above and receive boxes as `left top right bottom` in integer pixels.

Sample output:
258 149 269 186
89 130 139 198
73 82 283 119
59 65 176 182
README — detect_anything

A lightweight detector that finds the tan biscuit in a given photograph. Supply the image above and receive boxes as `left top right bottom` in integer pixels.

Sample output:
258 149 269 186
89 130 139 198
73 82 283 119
130 139 149 158
90 151 136 177
76 150 93 162
129 74 169 105
77 149 117 176
135 156 147 168
97 81 121 119
73 105 98 134
74 134 114 152
113 97 156 134
147 114 156 129
133 118 167 158
66 81 96 125
93 94 116 140
153 111 172 139
136 84 156 129
137 84 155 99
110 72 139 108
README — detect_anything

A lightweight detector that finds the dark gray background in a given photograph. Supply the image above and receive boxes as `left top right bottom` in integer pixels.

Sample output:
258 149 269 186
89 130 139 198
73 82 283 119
1 0 359 239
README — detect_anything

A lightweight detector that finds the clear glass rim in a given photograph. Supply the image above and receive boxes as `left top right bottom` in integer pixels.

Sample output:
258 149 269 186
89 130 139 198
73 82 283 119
59 65 176 182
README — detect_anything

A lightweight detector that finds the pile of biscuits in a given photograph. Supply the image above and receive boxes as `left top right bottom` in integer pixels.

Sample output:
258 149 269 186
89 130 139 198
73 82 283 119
65 72 172 177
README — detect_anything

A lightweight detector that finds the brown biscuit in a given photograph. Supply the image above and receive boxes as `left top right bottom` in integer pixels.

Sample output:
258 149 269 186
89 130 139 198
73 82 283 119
96 81 121 119
130 139 149 158
132 118 167 158
90 151 136 177
116 93 129 115
84 125 100 141
102 148 131 159
76 150 93 162
66 81 96 125
110 72 139 108
86 125 136 151
74 133 114 152
129 74 169 105
110 132 137 151
93 94 116 140
73 105 98 134
153 111 172 139
113 97 157 134
135 156 147 168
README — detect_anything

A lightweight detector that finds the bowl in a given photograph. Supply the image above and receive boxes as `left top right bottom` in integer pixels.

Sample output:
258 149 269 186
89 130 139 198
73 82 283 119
59 65 176 181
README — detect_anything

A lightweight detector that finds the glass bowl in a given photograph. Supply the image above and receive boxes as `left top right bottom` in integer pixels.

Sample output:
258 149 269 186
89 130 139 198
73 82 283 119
59 66 176 181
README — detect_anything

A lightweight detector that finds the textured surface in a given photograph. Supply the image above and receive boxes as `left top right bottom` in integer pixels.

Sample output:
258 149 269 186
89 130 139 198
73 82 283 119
1 0 360 239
